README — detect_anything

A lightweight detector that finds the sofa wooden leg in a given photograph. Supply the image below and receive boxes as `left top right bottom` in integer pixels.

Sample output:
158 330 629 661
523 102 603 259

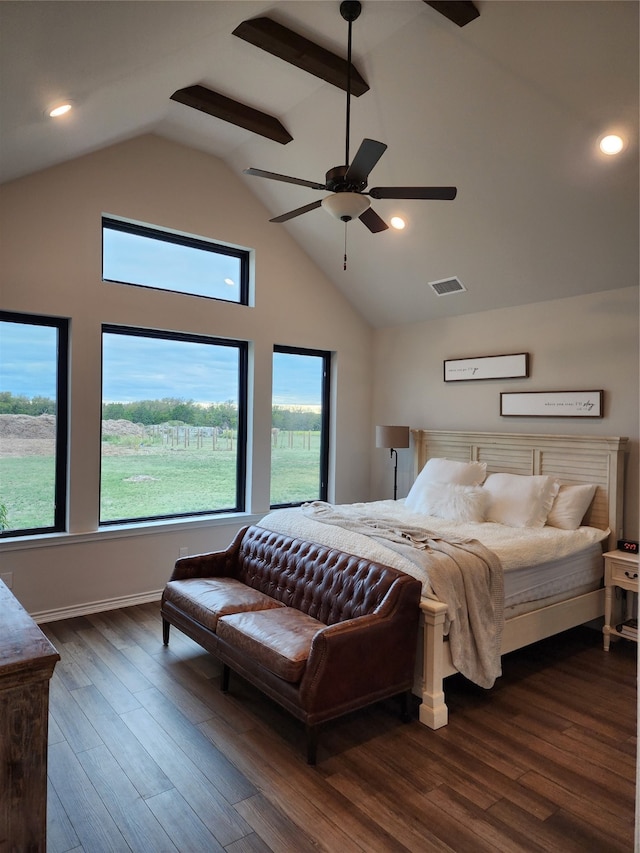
399 689 412 723
306 725 318 765
162 619 170 646
221 664 230 693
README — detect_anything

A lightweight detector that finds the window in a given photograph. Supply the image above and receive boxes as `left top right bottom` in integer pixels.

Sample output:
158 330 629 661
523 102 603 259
0 312 68 537
101 326 247 524
270 346 330 507
102 217 250 305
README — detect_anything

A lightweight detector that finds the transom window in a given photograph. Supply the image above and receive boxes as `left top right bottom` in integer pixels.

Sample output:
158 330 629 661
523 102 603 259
101 326 247 524
102 216 250 304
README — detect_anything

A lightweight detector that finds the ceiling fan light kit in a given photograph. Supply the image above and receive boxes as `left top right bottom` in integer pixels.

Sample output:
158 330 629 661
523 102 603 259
321 192 370 222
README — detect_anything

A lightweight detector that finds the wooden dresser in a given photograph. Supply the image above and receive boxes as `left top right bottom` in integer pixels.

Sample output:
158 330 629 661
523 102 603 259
0 579 59 850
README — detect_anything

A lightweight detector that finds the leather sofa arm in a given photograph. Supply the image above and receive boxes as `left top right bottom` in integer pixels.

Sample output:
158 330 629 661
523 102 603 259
300 576 421 714
168 526 248 581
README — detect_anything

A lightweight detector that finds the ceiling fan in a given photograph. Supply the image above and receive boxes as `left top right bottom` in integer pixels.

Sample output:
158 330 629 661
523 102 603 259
244 0 457 234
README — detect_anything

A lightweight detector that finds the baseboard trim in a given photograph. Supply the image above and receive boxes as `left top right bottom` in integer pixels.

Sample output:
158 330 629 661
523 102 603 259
32 589 163 624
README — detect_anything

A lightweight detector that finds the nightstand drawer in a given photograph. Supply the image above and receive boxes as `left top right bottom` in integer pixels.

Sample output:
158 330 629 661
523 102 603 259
608 559 639 587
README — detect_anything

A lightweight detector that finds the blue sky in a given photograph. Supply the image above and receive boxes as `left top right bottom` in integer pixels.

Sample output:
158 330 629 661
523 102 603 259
1 322 323 407
0 322 58 398
102 332 241 403
103 226 243 301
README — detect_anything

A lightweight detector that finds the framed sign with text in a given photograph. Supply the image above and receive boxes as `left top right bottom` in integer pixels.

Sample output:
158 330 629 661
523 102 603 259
500 390 603 418
444 352 529 382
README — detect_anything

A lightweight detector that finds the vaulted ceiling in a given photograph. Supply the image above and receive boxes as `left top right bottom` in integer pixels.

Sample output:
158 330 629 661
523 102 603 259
1 1 637 327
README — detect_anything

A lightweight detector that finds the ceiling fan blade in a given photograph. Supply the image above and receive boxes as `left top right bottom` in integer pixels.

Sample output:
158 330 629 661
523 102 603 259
423 1 479 27
270 200 323 224
244 168 326 191
368 186 457 200
345 139 388 187
359 207 389 233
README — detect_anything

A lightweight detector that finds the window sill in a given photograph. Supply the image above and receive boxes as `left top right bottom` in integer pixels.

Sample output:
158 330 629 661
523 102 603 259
0 511 265 552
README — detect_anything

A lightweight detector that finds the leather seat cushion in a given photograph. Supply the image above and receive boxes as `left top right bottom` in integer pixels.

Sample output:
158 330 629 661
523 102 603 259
163 578 285 631
217 607 326 683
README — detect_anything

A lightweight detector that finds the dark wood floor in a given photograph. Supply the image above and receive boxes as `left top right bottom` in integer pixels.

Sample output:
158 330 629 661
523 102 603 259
42 603 636 852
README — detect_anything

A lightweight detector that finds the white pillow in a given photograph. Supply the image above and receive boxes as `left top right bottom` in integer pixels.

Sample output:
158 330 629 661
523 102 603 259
483 473 560 528
410 457 486 490
405 458 487 515
546 483 597 530
404 482 489 523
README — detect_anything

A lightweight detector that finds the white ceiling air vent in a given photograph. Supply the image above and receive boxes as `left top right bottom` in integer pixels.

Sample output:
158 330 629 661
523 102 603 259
429 276 466 296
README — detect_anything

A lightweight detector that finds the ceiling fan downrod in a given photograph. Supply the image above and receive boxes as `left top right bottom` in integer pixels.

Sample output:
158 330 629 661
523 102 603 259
340 1 362 169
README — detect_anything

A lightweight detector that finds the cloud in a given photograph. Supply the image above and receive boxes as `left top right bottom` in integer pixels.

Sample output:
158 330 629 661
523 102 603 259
102 333 240 403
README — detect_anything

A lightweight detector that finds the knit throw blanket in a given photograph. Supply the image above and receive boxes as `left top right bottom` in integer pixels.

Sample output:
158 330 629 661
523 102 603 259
300 502 504 689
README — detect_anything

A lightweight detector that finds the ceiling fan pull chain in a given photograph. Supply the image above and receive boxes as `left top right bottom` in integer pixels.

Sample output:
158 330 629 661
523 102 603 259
344 224 348 270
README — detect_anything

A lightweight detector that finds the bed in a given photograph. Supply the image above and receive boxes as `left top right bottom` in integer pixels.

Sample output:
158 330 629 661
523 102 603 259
259 430 627 729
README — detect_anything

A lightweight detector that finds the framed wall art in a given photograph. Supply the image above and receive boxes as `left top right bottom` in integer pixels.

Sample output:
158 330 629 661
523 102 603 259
500 390 603 418
444 352 529 382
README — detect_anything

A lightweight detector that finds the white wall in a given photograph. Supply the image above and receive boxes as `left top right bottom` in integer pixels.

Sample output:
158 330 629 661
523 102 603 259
372 287 639 539
0 134 373 616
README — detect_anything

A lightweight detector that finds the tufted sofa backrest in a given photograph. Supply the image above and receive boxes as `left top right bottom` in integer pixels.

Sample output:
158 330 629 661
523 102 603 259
235 525 408 625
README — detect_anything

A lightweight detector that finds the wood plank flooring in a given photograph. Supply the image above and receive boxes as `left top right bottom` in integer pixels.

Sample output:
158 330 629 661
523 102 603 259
42 603 636 852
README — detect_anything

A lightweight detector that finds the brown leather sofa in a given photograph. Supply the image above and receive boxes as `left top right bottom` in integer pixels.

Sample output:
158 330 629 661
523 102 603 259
161 524 422 763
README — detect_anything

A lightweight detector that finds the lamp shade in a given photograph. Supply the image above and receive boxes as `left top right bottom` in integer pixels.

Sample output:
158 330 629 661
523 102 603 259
321 192 370 222
376 425 410 449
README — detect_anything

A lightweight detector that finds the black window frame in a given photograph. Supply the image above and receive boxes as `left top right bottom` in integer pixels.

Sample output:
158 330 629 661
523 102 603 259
102 216 250 305
0 310 69 538
100 324 248 526
270 344 330 509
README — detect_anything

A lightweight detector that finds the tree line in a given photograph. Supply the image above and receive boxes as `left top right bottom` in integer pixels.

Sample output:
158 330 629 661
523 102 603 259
0 392 56 416
0 393 321 431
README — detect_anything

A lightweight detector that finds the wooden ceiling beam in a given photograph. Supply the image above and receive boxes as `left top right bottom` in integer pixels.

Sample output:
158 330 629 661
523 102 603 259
232 17 369 97
423 1 480 27
170 85 292 144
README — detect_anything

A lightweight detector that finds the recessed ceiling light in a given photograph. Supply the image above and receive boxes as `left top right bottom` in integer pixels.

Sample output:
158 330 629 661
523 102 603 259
599 134 624 155
224 278 235 286
390 216 406 230
48 102 73 118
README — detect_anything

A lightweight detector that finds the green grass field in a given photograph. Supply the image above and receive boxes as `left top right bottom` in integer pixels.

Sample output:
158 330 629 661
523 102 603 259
0 431 322 530
0 456 57 529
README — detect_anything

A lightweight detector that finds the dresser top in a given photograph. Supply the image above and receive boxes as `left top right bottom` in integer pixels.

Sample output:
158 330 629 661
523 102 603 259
0 579 59 680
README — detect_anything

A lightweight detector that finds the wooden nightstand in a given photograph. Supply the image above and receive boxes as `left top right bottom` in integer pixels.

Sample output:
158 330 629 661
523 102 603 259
603 550 639 650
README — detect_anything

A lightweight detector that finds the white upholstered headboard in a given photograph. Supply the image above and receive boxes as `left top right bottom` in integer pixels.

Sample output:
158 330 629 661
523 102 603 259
411 430 627 550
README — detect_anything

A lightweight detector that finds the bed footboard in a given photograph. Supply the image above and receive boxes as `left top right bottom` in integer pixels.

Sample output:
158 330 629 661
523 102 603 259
414 588 607 730
416 599 450 729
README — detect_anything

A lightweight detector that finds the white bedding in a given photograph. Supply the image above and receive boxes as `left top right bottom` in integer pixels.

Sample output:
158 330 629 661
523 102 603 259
258 499 608 604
